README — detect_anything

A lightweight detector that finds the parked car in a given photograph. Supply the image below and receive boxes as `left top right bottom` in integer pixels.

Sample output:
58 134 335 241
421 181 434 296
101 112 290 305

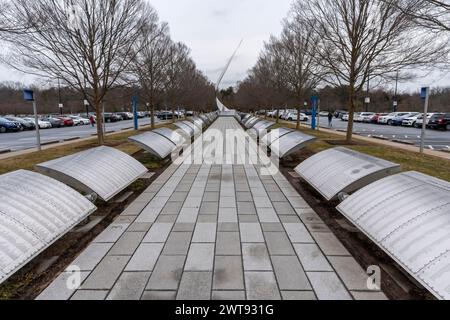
359 112 376 123
0 117 22 133
402 114 423 127
69 115 90 125
318 111 330 117
427 113 450 130
334 110 348 119
285 112 309 122
57 116 74 127
341 113 350 121
5 116 36 130
158 111 174 120
354 113 363 122
41 116 64 128
23 117 52 129
116 112 134 120
391 112 420 126
378 112 405 125
368 113 388 124
415 113 439 128
104 113 121 123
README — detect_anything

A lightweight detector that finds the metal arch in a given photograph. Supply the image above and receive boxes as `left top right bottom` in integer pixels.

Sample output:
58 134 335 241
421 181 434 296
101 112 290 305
295 147 401 201
128 132 176 160
174 121 195 138
260 128 293 147
252 120 276 137
199 115 210 126
245 117 262 129
270 131 317 159
192 117 205 129
153 128 185 148
35 146 148 201
182 120 202 136
337 171 450 300
0 170 96 285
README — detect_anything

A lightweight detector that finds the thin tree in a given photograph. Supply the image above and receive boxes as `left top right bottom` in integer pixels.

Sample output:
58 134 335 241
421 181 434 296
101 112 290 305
131 15 171 129
295 0 448 141
2 0 151 144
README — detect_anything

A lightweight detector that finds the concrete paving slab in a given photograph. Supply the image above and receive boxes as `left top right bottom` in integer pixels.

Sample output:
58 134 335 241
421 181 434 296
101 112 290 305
125 243 164 272
293 244 333 272
185 243 215 271
109 232 146 256
142 291 177 300
264 232 296 256
240 223 265 243
71 290 109 300
71 243 114 271
281 291 317 300
143 223 174 243
307 272 353 300
283 223 314 244
212 291 246 300
81 256 130 290
107 272 151 300
272 256 312 291
147 256 186 290
245 272 281 300
213 256 245 290
242 244 272 271
311 232 351 256
177 272 212 300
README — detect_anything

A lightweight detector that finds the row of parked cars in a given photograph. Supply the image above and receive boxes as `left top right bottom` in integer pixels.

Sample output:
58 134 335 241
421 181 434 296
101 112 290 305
266 109 310 122
0 111 160 133
340 112 450 130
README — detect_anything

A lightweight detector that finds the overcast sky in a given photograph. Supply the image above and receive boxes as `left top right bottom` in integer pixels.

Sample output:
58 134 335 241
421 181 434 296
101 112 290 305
1 0 450 93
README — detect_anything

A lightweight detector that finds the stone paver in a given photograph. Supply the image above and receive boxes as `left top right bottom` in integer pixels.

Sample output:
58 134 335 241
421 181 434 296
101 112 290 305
38 117 388 301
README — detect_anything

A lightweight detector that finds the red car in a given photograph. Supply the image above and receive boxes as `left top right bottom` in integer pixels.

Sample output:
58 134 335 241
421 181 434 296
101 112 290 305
370 113 388 124
57 116 74 127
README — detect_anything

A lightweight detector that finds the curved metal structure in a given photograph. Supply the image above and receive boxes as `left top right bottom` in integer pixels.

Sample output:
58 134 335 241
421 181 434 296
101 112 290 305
295 147 400 200
245 117 261 129
250 120 276 137
192 118 205 130
270 131 317 159
337 171 450 300
129 132 177 160
0 170 96 285
174 121 195 138
260 128 293 147
36 146 148 201
153 128 185 148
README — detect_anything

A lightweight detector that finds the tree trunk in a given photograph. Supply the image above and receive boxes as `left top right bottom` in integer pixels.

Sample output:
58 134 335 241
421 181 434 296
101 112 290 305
276 109 280 124
346 85 355 142
95 101 104 145
296 105 301 130
172 107 175 123
150 106 155 129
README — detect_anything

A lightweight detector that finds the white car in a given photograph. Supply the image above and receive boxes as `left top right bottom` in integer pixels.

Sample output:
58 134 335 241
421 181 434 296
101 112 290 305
402 114 422 127
360 112 376 123
318 111 330 117
23 117 52 129
69 116 89 126
285 112 309 122
415 113 438 128
342 114 349 121
378 112 403 125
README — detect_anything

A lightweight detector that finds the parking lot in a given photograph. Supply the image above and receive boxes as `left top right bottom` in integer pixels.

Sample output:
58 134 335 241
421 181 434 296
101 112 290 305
303 117 450 151
0 117 160 152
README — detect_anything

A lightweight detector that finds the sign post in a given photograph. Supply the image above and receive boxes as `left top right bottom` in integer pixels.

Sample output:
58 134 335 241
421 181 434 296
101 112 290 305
420 87 429 154
24 89 41 151
132 96 139 130
311 96 319 130
84 99 89 118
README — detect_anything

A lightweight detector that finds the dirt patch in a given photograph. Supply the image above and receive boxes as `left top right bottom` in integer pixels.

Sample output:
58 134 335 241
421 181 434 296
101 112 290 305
0 150 169 300
281 148 435 300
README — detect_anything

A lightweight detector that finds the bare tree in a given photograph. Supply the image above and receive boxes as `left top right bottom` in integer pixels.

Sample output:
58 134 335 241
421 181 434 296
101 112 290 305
393 0 450 32
276 16 325 129
295 0 449 141
130 14 171 129
2 0 151 144
164 42 194 122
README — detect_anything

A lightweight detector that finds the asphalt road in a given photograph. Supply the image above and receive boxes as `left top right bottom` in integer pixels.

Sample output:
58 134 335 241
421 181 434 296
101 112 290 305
300 116 450 151
0 117 162 152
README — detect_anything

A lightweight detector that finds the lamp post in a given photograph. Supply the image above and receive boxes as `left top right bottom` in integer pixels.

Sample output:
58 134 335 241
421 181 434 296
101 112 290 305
23 89 41 151
58 78 63 115
393 71 399 112
84 99 89 117
420 87 429 154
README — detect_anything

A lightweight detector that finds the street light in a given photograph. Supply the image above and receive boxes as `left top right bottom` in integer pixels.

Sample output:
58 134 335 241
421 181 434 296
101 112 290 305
84 99 89 117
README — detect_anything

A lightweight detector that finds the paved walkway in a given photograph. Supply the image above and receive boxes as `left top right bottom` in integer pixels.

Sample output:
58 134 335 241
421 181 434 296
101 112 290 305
37 117 387 300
